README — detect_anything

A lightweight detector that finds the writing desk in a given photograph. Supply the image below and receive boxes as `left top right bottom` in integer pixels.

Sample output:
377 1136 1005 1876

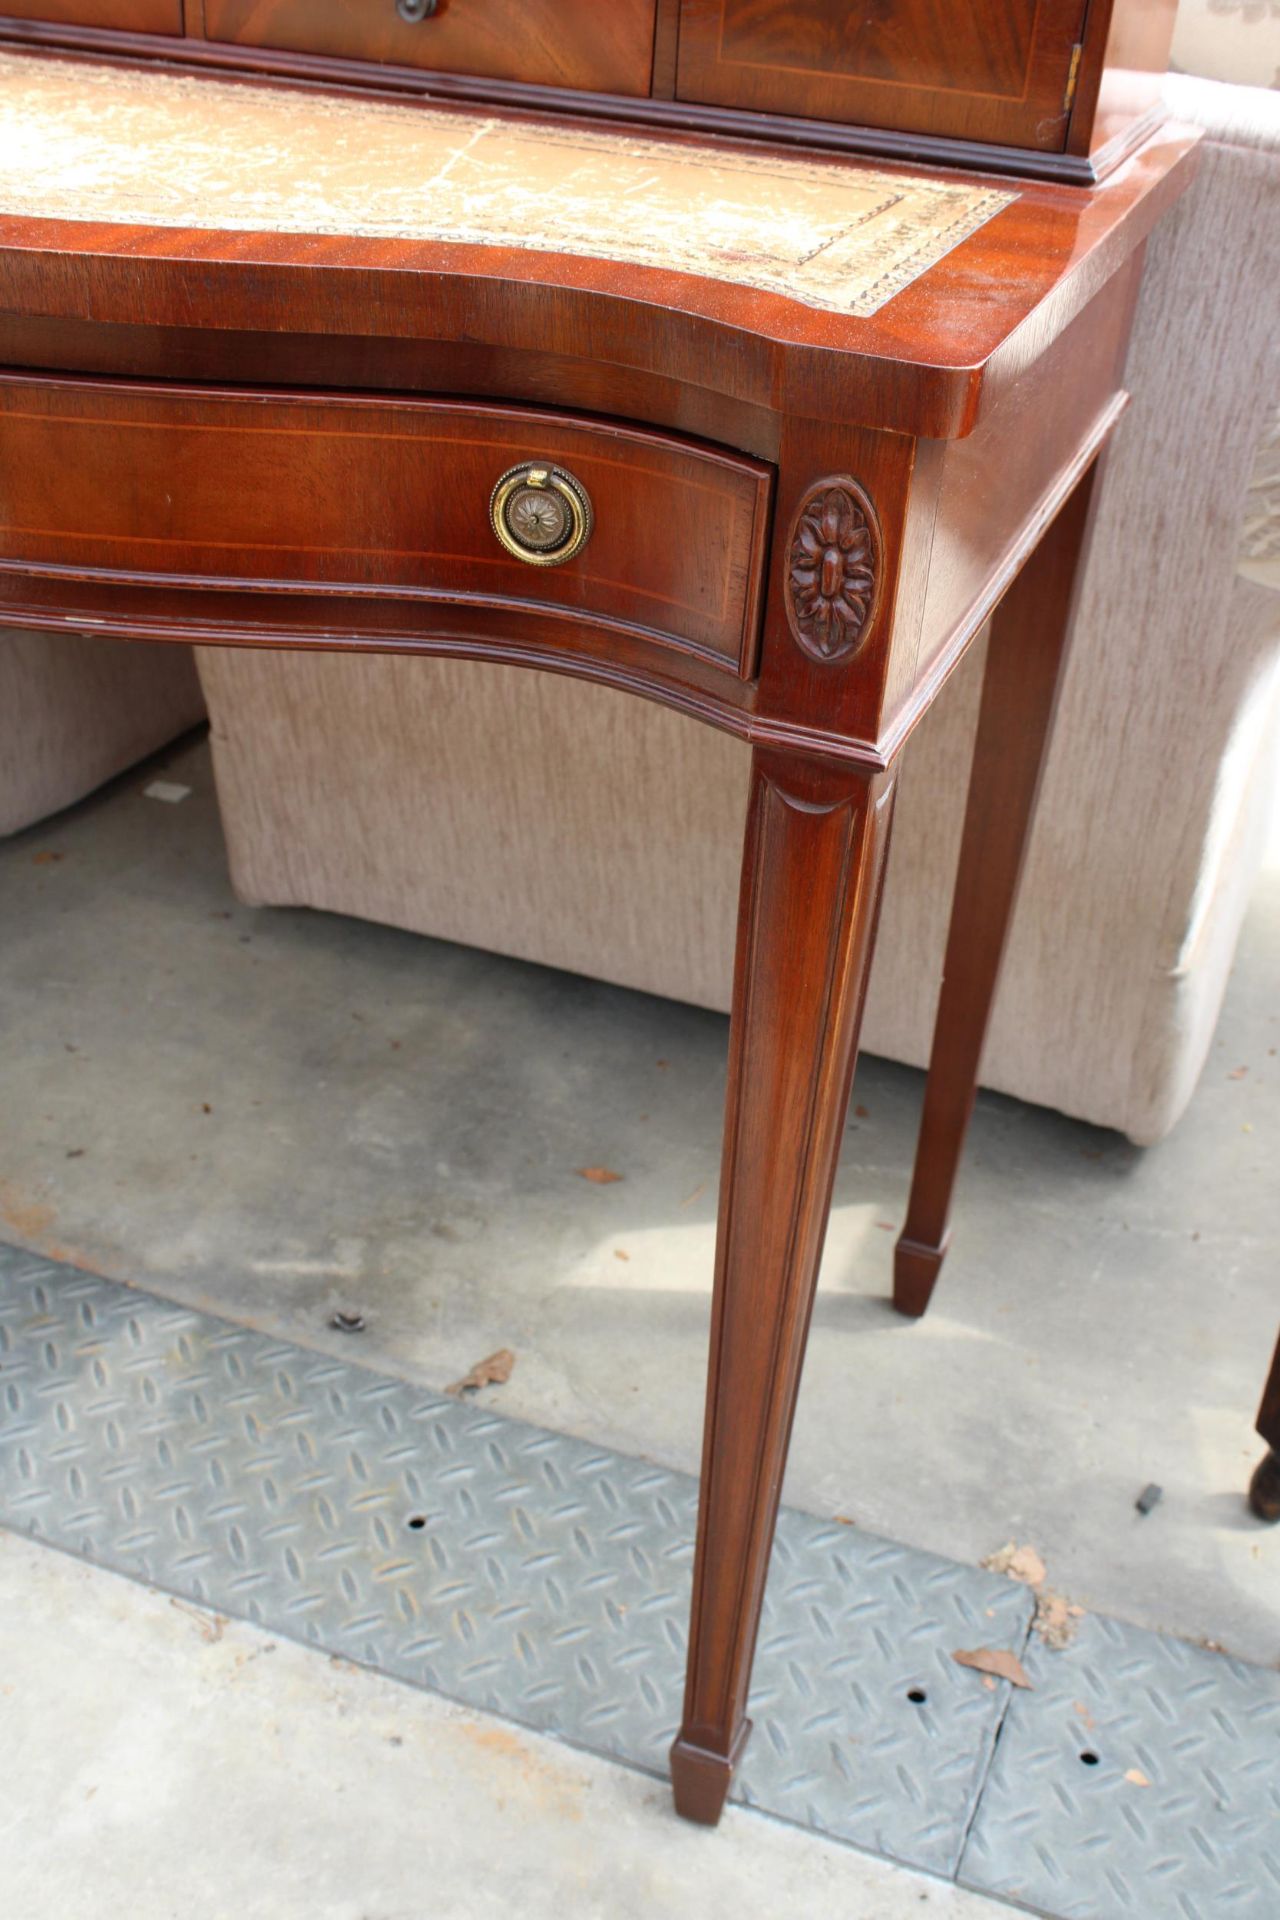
0 50 1197 1824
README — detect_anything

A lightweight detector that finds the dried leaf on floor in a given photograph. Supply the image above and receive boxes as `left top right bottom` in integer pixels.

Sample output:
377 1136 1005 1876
445 1348 516 1396
576 1166 623 1185
614 1248 630 1262
952 1647 1033 1689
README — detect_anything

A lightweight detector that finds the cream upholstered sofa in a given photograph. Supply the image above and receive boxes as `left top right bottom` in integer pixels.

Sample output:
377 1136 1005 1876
195 70 1280 1147
0 630 203 838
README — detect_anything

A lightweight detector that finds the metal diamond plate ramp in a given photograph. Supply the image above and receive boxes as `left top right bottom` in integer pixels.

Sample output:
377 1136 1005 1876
0 1242 1031 1875
959 1610 1280 1918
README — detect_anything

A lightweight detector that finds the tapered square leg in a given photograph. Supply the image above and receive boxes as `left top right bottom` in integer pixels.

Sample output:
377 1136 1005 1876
1249 1328 1280 1522
671 747 896 1822
894 462 1102 1319
670 1719 753 1825
892 1234 949 1319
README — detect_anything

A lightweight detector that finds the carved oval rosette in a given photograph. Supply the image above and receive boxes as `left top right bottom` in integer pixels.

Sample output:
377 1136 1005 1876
783 477 882 665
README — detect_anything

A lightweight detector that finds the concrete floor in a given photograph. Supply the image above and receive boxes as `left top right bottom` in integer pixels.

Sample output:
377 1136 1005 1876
1 727 1276 1695
0 1529 1010 1920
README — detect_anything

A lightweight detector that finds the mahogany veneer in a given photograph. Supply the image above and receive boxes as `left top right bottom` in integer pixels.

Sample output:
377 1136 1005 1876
0 49 1200 1829
0 0 178 28
203 0 660 97
676 0 1088 151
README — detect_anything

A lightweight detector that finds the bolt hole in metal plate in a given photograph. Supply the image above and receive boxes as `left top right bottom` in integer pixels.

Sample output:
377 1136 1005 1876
2 1241 1278 1912
959 1612 1280 1917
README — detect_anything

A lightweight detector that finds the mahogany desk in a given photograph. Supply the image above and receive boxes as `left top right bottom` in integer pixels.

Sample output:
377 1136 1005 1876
0 53 1198 1825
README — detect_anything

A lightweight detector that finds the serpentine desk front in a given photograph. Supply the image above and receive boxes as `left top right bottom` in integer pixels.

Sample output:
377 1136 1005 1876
0 52 1197 1824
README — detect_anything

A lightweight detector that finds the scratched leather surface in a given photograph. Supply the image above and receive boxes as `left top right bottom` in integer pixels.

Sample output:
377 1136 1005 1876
0 53 1012 318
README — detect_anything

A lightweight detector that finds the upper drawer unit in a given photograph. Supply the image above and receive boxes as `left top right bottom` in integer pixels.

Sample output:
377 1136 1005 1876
0 0 181 28
201 0 659 96
675 0 1089 152
0 377 771 677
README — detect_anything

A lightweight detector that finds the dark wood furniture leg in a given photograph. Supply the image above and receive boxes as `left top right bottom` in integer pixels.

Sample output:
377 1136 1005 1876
1248 1328 1280 1522
893 463 1102 1319
670 747 897 1823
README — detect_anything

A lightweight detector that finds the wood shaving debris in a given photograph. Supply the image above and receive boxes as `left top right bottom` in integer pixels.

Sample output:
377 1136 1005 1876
169 1596 226 1644
1033 1591 1085 1650
982 1541 1082 1648
982 1541 1047 1588
576 1166 623 1184
444 1348 516 1396
952 1647 1033 1689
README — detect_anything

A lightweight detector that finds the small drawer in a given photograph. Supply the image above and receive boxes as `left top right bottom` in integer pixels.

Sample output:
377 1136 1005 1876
676 0 1089 153
0 1 183 28
202 0 658 97
0 377 771 677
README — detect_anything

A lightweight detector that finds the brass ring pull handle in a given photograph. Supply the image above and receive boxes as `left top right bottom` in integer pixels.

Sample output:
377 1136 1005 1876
489 463 594 568
395 0 437 21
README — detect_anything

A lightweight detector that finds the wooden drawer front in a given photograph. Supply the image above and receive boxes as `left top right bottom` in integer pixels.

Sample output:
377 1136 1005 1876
676 0 1089 152
0 1 182 28
0 379 770 676
202 0 658 97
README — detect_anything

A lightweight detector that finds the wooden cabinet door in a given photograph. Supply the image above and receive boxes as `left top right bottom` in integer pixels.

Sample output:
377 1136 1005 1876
202 0 658 97
676 0 1091 151
0 0 183 28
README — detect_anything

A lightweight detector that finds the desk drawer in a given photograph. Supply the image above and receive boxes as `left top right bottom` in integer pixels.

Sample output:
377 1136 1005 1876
0 378 771 677
202 0 658 97
676 0 1088 153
